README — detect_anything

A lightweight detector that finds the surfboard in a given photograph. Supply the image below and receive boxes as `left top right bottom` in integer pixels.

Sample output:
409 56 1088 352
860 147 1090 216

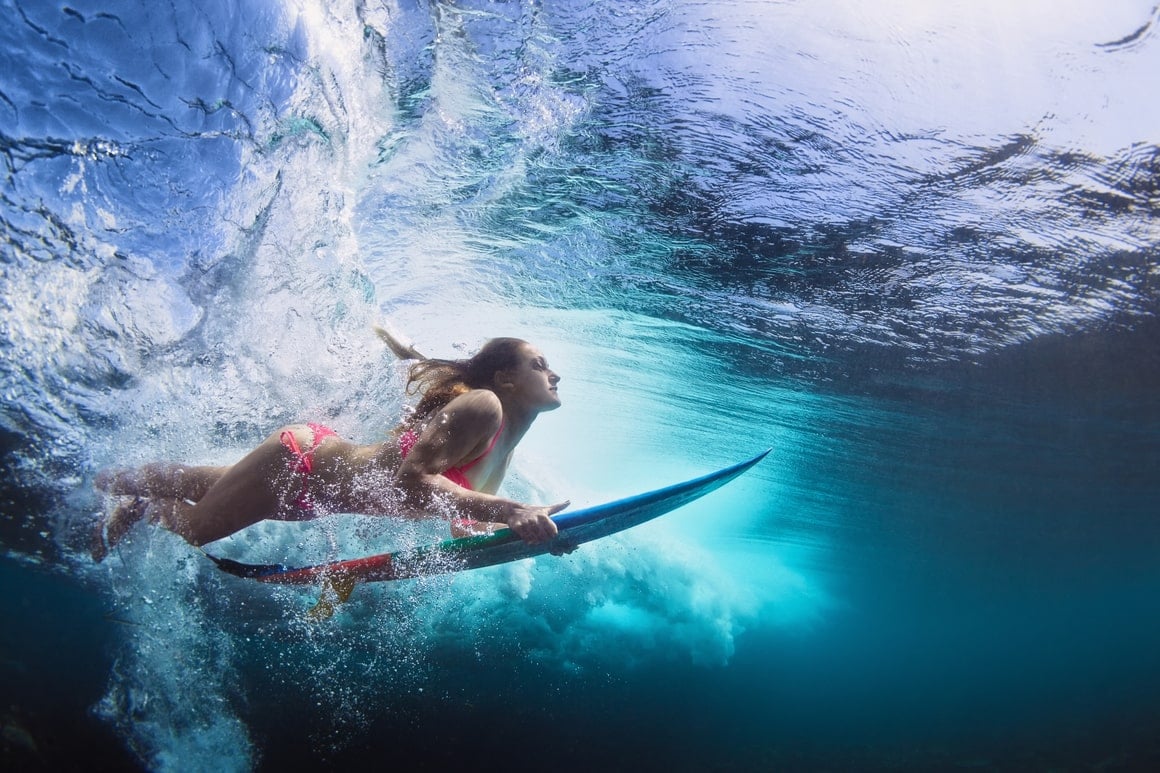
207 449 769 585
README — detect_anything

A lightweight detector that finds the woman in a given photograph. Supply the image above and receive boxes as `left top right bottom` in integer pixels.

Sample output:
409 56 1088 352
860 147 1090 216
91 336 568 561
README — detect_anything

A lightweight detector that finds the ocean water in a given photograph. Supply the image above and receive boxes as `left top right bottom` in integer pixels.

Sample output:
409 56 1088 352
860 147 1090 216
2 0 1158 770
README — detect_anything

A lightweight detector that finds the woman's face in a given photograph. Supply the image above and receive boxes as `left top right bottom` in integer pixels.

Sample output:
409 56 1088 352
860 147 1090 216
502 344 562 412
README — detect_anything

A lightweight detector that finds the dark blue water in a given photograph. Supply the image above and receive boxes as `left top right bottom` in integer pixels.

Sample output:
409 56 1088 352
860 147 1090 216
2 0 1159 770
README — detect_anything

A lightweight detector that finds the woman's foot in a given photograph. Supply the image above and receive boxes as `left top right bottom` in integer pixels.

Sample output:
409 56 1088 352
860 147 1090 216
90 497 149 562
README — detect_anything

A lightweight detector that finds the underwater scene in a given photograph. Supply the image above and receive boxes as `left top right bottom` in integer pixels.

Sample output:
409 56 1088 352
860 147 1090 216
2 0 1159 770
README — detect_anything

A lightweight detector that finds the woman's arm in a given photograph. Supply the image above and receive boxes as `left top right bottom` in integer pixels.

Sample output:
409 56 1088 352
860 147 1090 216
393 391 567 544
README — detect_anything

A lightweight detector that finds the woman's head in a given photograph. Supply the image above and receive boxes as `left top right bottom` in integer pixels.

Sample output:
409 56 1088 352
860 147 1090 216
406 338 560 423
460 337 531 389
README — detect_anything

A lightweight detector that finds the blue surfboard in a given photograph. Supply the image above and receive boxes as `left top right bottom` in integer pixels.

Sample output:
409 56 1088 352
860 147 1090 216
208 449 769 585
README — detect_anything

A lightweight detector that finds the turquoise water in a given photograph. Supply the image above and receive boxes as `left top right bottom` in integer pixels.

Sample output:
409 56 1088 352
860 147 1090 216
2 0 1159 770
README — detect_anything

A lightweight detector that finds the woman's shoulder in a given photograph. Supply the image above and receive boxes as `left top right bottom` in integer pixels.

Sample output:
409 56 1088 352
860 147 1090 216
447 387 501 410
442 389 503 427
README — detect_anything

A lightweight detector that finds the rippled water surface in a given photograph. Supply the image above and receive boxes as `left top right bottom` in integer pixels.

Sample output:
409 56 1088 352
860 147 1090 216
2 1 1158 770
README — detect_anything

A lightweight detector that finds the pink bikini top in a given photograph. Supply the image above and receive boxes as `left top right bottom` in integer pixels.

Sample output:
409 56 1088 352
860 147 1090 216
398 422 504 491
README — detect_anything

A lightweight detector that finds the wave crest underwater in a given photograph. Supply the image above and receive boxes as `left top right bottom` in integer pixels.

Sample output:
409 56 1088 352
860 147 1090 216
2 0 1159 770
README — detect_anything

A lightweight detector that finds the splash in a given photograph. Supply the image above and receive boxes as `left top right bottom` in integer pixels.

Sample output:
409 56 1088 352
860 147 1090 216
94 534 253 773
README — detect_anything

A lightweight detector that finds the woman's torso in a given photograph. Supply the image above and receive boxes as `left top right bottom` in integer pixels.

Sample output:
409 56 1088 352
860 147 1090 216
299 425 513 514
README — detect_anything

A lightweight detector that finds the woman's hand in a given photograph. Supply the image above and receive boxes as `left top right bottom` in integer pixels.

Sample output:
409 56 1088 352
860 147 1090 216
503 500 570 544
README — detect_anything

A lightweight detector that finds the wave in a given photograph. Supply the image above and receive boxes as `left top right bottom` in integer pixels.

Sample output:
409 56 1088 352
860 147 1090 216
2 0 1158 769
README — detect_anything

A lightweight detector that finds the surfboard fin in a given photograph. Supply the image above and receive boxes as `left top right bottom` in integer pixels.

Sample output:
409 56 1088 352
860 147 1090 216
304 574 358 622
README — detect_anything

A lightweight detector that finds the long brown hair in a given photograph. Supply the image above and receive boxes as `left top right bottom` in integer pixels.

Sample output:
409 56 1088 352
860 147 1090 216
404 338 529 426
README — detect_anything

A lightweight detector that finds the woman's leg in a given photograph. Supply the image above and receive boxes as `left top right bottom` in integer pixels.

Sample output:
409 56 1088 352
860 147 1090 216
91 464 232 561
92 431 296 555
95 463 229 501
92 495 226 561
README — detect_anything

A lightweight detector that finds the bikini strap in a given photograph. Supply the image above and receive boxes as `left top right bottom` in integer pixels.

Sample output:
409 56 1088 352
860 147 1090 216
281 425 339 510
280 430 313 474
